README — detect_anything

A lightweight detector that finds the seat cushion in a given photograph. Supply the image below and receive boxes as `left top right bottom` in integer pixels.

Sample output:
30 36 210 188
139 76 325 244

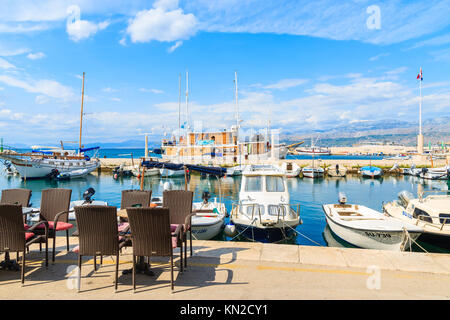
25 232 35 241
34 221 74 231
118 222 129 233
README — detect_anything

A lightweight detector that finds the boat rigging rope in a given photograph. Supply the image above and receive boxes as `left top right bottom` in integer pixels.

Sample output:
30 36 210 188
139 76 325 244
401 228 428 253
281 220 324 247
228 218 257 241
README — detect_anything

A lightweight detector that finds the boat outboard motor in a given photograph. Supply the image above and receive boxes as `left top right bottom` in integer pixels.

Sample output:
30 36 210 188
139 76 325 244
202 191 211 204
338 192 347 204
46 169 59 179
335 164 340 175
83 187 95 204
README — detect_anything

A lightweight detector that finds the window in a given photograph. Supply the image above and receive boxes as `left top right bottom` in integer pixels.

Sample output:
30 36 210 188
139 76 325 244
245 176 263 192
266 176 285 192
241 204 264 216
439 214 450 224
268 205 286 216
413 208 433 223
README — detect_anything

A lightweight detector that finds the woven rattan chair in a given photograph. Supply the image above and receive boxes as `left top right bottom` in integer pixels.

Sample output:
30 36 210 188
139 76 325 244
121 190 152 209
31 188 72 263
162 190 194 269
74 205 126 292
0 204 49 284
126 207 177 292
1 189 32 222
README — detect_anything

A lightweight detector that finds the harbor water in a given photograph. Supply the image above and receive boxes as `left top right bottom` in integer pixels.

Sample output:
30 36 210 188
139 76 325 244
2 167 449 253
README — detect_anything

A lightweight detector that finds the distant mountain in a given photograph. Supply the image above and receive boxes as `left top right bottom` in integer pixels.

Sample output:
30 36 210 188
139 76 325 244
282 117 450 147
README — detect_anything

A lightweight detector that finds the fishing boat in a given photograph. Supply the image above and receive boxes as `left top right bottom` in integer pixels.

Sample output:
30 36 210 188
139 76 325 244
0 73 100 179
295 136 330 155
280 162 301 178
302 166 324 178
383 190 450 249
418 166 450 180
160 167 186 177
359 166 383 178
322 194 422 251
229 165 302 243
131 165 160 177
326 164 347 177
401 164 422 176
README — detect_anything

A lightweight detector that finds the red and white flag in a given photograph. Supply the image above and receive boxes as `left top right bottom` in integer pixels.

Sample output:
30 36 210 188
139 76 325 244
417 67 423 81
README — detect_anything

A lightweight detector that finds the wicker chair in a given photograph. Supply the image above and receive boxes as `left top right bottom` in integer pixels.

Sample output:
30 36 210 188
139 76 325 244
126 207 177 292
74 205 126 292
1 189 32 223
31 188 72 263
162 190 194 269
0 204 49 284
121 190 152 209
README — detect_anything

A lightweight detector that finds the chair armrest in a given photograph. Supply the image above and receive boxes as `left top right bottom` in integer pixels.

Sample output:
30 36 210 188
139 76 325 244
27 220 49 239
184 213 196 230
53 210 69 229
171 224 184 238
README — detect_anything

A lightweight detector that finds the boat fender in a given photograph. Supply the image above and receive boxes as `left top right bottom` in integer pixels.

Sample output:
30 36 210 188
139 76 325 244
113 173 118 179
224 223 237 237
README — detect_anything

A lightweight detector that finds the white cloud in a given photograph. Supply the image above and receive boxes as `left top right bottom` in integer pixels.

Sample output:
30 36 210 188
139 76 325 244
167 40 183 53
262 78 308 90
0 47 30 56
140 88 164 94
66 5 109 42
27 52 46 60
109 97 121 102
126 4 198 43
0 75 74 101
369 53 390 61
0 57 15 69
102 87 116 93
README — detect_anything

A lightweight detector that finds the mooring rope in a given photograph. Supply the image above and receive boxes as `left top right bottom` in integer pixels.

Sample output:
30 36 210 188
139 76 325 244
228 218 257 241
401 228 428 253
281 220 324 247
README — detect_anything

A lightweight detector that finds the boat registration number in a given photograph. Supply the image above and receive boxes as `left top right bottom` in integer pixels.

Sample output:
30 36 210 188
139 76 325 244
364 232 391 238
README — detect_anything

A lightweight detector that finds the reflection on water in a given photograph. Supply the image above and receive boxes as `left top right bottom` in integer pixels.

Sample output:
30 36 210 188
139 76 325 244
1 171 448 253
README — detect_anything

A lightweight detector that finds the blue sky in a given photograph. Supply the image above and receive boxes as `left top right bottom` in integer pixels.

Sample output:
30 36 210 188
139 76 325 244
0 0 450 146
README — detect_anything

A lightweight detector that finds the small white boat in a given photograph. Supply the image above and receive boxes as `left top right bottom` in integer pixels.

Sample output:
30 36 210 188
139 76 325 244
326 164 347 177
131 165 160 177
383 190 450 249
226 165 246 176
323 197 422 251
418 166 450 180
160 168 185 177
302 166 324 179
68 200 108 220
280 162 301 178
230 165 302 243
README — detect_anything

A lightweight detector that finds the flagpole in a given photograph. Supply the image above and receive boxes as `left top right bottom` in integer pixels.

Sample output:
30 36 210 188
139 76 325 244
419 67 422 136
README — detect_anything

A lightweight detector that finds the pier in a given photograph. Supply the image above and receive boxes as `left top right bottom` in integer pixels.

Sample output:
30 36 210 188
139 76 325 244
1 236 449 299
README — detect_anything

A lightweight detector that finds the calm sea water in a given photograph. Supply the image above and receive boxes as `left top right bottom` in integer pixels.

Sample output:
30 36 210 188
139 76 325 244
2 169 449 253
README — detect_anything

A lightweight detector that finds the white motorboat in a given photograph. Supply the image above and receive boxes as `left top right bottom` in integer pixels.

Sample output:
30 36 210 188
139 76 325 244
230 165 302 243
326 164 347 177
383 190 450 249
295 136 330 155
323 195 422 251
160 167 185 177
280 162 301 178
302 166 324 179
131 165 160 177
418 166 450 180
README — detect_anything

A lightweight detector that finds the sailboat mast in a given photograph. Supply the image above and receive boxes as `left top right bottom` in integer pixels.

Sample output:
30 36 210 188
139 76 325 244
178 73 181 142
419 66 422 136
78 72 85 155
235 71 241 166
185 70 189 132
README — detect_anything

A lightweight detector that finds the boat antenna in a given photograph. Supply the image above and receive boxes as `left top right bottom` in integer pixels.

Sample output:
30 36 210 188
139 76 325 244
78 72 85 155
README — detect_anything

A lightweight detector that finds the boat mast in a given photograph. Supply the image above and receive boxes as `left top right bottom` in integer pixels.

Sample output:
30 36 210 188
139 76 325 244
234 71 241 165
78 72 85 155
178 73 181 143
185 70 189 133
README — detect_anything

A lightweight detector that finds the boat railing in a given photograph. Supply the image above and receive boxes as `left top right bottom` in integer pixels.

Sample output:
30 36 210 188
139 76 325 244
231 203 301 223
415 213 450 231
